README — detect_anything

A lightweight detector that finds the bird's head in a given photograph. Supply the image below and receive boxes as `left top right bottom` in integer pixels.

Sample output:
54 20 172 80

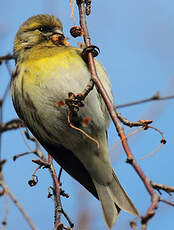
14 14 68 59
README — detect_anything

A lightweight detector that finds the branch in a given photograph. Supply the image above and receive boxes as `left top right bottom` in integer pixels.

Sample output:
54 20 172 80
0 54 14 65
151 181 174 195
48 155 61 227
0 119 24 133
116 92 174 109
0 181 37 230
116 111 152 128
75 1 170 229
0 192 8 230
160 199 174 207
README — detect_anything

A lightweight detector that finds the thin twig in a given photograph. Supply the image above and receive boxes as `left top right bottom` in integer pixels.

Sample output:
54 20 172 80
151 182 174 195
58 168 63 183
13 151 33 161
116 111 152 127
61 208 74 228
0 54 14 65
160 199 174 207
0 192 8 230
0 181 37 230
0 119 24 133
116 92 174 109
141 194 160 230
76 1 162 229
48 155 62 227
77 0 139 163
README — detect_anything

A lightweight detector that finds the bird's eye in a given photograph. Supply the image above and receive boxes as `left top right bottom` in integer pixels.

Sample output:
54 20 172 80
37 27 51 33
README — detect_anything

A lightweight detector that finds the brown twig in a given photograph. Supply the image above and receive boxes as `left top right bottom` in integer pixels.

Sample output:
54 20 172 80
116 92 174 109
116 111 153 128
32 159 50 168
0 181 37 230
141 193 160 230
0 62 13 159
0 192 8 230
151 181 174 195
67 111 99 148
48 155 62 228
58 168 63 183
24 130 47 161
76 1 165 229
77 0 140 159
60 208 74 228
12 131 72 229
160 199 174 207
13 151 33 161
47 156 73 229
0 119 24 133
0 54 14 65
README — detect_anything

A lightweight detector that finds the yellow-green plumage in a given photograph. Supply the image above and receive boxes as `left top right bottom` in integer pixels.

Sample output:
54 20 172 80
11 14 138 229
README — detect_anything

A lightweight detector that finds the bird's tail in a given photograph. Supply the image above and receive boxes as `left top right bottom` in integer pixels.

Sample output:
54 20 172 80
92 170 138 229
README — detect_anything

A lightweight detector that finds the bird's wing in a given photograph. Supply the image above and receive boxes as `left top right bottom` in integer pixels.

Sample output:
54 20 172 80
42 141 98 199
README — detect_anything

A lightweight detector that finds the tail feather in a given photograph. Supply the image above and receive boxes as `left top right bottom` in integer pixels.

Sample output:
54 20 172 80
92 170 138 229
109 170 138 216
92 179 119 229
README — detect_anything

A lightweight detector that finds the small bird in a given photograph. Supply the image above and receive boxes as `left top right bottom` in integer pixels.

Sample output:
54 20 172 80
11 14 138 229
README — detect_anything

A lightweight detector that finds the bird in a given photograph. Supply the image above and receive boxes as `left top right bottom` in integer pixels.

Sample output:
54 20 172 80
11 14 138 229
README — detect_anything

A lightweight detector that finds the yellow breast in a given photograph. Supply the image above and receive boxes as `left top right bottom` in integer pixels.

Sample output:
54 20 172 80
20 46 85 87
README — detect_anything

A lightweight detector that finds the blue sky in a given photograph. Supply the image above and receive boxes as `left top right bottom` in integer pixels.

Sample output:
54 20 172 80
1 1 174 229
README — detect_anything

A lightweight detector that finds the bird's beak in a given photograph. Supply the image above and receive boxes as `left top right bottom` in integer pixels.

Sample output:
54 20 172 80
51 29 69 47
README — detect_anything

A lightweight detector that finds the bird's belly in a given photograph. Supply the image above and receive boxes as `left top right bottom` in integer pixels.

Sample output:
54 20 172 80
20 68 107 151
